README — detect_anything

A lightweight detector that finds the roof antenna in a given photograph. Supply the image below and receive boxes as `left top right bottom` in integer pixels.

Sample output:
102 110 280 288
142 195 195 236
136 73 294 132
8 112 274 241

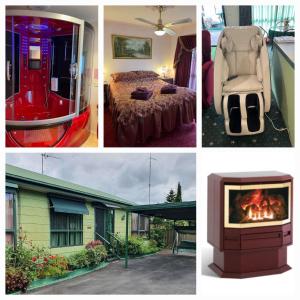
41 153 61 175
148 153 157 204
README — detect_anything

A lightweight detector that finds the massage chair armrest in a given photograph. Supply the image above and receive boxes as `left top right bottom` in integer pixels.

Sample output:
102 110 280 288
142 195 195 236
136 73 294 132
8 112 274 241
256 58 263 82
260 39 271 112
214 47 228 114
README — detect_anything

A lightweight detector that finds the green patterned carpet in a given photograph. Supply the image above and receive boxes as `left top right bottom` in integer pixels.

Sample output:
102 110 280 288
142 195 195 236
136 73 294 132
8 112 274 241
202 99 292 147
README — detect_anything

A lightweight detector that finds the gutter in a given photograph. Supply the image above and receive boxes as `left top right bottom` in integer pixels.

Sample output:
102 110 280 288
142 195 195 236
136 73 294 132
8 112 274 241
6 175 134 208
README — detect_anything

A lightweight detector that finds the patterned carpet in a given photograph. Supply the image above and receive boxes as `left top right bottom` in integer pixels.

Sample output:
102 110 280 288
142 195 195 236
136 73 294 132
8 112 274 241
202 99 291 147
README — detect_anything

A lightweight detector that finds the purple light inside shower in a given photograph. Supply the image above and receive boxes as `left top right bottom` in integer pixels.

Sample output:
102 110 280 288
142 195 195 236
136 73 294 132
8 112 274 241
22 36 28 54
41 39 48 55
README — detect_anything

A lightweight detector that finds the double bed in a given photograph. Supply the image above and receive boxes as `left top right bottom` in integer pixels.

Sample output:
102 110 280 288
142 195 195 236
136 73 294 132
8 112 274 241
109 71 196 146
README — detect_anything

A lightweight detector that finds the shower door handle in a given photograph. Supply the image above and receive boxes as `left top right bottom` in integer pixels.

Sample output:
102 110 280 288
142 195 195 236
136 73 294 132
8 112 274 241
70 63 78 79
6 60 12 81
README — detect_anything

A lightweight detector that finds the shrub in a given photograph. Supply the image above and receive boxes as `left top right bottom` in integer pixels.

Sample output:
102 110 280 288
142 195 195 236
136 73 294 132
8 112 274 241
68 243 107 270
127 236 143 256
85 240 103 249
68 250 89 270
6 267 31 294
141 239 159 254
150 227 166 248
86 245 107 267
117 236 160 256
6 234 69 286
6 235 50 281
34 255 69 279
150 219 189 248
116 236 142 256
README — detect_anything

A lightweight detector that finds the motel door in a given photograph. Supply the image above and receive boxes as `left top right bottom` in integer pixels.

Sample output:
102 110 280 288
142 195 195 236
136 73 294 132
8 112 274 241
95 208 114 240
95 208 105 239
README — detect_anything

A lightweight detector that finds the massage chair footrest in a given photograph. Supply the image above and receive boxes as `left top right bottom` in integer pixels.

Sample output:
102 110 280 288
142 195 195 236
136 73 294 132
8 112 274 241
223 92 264 136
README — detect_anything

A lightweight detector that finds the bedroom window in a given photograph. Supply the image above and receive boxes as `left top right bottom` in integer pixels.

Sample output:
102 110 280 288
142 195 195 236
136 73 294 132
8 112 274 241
6 192 16 245
131 213 149 233
189 48 196 91
50 211 83 247
138 215 147 232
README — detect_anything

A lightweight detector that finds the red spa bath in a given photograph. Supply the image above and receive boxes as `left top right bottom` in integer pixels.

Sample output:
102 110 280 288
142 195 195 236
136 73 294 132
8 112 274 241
6 10 94 147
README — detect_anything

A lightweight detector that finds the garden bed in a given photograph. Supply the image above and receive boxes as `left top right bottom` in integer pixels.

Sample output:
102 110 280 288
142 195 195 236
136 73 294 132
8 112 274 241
11 251 160 294
6 238 108 294
27 261 109 292
119 249 161 259
6 235 162 294
28 250 160 293
10 262 109 294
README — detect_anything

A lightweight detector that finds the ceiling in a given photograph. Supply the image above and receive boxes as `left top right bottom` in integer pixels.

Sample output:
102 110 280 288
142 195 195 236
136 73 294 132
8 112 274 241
104 5 196 28
6 6 98 24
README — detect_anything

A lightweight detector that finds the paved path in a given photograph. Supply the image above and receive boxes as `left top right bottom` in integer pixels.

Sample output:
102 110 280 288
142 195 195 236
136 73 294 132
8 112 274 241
29 252 196 294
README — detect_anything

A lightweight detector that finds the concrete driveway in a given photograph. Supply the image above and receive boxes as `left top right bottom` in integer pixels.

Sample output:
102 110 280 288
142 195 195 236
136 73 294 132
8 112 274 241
29 251 196 294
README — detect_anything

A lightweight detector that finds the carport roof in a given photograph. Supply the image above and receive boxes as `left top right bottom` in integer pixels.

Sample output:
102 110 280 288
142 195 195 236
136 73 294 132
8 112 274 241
129 201 196 220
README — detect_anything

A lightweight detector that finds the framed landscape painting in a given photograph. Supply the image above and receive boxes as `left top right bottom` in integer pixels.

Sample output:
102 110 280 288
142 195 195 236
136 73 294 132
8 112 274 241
112 35 152 59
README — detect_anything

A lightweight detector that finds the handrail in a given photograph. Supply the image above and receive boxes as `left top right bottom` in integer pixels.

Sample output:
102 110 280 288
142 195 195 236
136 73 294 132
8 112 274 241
44 86 49 108
106 231 121 259
95 232 111 246
107 231 122 243
95 231 121 260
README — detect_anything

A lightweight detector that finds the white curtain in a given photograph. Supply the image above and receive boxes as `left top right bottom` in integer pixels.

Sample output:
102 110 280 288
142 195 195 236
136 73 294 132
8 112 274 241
188 48 196 90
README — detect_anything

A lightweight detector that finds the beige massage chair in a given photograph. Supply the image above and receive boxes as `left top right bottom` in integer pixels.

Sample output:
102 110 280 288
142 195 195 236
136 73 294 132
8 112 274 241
214 26 271 135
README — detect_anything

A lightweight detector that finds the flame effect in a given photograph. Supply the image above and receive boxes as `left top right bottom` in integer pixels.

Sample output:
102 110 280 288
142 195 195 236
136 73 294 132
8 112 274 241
248 206 274 221
238 189 286 223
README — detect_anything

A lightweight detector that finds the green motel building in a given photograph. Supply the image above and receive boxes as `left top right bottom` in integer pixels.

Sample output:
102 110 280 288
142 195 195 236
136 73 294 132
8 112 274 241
5 164 148 256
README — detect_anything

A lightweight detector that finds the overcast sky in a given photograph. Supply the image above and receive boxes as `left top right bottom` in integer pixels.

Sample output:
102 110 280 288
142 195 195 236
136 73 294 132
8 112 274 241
6 153 195 205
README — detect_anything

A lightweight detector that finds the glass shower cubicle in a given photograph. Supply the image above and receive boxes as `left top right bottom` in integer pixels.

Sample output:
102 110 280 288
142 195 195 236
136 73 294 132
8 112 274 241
6 9 94 147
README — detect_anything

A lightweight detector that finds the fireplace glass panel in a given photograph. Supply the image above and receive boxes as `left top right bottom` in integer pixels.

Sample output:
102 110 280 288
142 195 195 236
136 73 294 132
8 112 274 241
229 188 288 224
225 183 291 228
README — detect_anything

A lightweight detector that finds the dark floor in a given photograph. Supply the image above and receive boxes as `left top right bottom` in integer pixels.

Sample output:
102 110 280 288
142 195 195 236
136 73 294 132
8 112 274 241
29 252 196 295
202 99 291 147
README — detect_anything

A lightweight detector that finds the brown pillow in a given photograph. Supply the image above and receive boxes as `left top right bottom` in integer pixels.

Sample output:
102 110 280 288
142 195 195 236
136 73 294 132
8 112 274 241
111 71 139 82
111 70 159 82
134 71 159 79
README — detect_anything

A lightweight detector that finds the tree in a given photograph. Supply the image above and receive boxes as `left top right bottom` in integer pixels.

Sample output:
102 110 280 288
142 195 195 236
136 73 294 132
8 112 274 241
166 189 176 203
175 182 182 202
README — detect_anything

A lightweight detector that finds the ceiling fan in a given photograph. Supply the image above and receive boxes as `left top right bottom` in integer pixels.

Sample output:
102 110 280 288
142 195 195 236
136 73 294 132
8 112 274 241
135 6 192 36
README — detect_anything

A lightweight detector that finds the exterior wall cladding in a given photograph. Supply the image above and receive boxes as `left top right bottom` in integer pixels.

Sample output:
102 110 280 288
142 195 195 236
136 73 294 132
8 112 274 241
16 188 131 257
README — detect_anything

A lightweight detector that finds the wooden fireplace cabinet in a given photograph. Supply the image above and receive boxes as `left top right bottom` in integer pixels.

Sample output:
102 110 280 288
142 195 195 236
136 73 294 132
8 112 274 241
207 171 293 278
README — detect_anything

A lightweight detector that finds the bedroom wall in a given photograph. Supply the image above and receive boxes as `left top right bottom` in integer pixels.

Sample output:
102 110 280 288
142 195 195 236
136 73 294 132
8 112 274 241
104 20 173 81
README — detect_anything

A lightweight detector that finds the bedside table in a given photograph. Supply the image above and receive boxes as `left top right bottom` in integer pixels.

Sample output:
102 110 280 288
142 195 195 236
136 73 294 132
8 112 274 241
104 82 110 106
159 77 174 84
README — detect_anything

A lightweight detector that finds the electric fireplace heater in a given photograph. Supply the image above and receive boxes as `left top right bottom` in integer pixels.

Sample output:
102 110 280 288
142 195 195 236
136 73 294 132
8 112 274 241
6 9 95 147
208 171 293 278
